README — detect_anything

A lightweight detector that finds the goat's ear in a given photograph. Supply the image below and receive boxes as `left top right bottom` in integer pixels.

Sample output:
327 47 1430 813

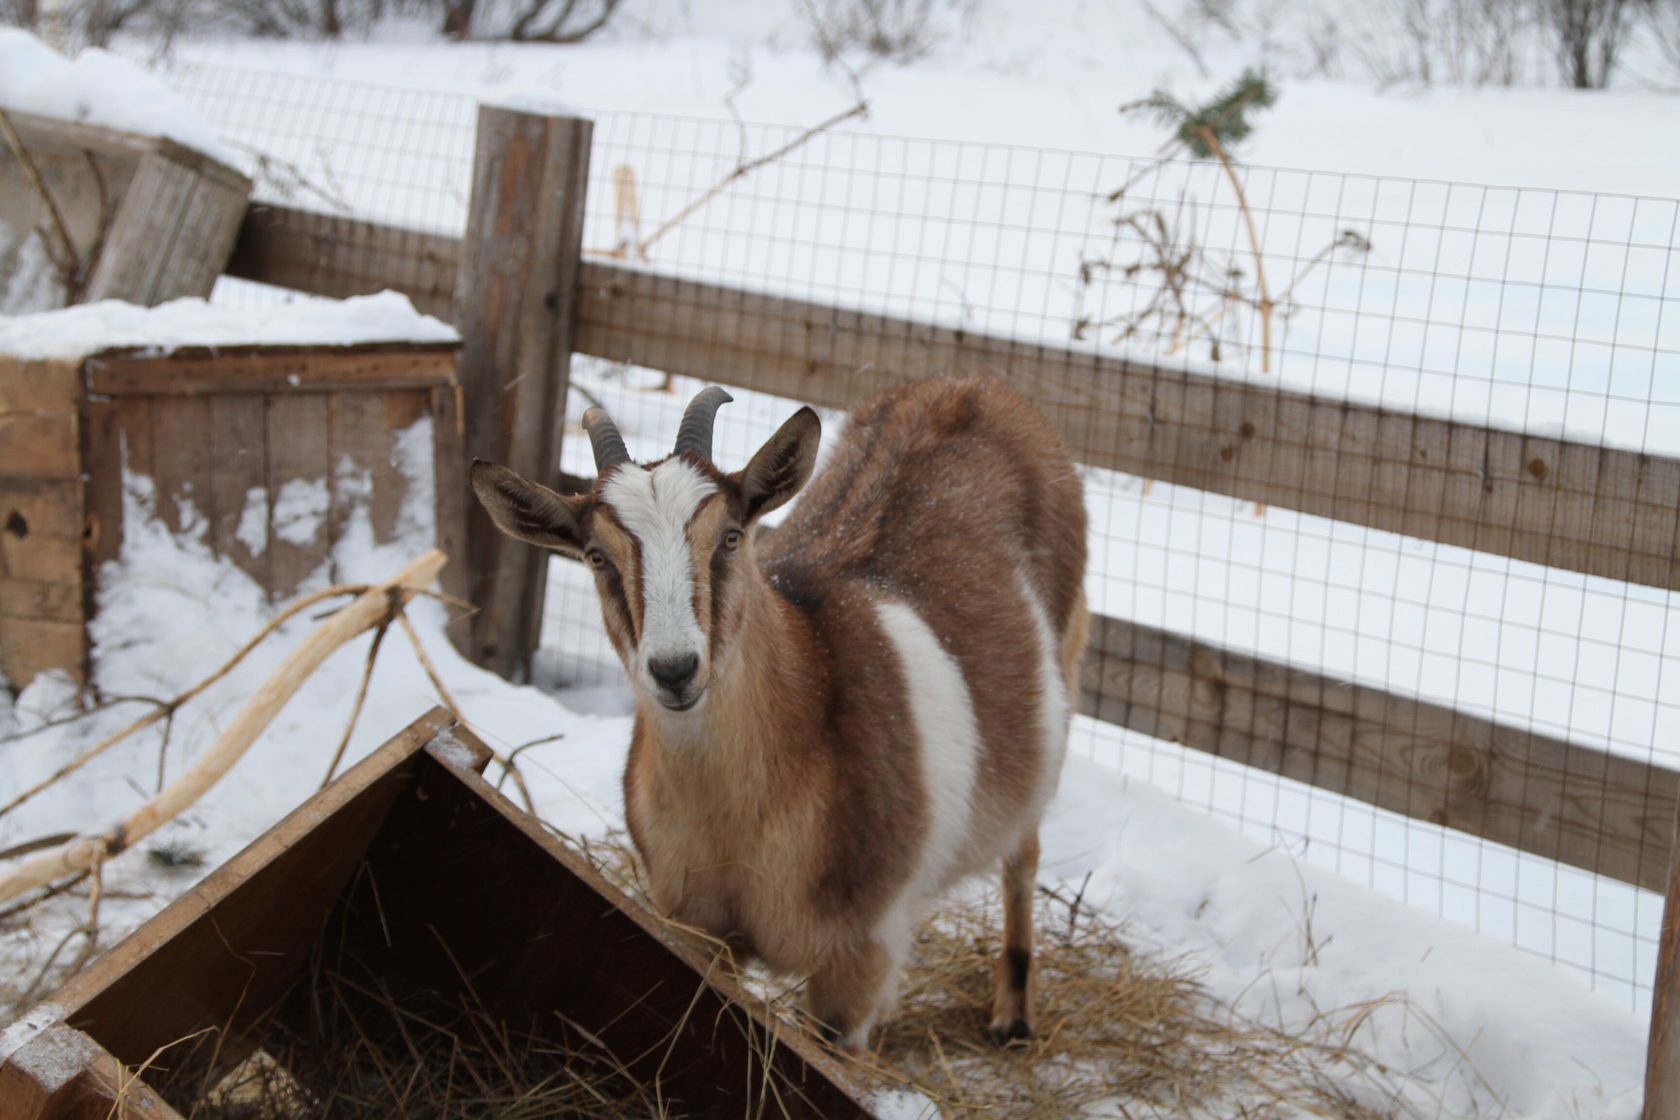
736 406 820 522
471 461 588 556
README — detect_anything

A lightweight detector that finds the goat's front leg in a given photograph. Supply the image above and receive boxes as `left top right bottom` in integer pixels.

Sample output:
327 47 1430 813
987 829 1039 1044
806 934 900 1051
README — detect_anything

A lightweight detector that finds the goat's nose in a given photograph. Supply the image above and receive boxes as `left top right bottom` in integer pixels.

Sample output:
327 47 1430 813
648 653 699 692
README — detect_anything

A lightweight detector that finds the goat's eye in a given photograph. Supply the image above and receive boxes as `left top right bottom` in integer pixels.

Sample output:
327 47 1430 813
722 529 742 551
586 548 609 570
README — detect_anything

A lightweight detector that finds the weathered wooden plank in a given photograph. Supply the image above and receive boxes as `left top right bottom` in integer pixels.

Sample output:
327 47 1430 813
47 709 459 1085
0 414 79 480
456 107 592 679
84 346 459 396
329 389 429 548
0 578 82 622
264 393 332 597
1079 612 1678 892
0 616 85 688
0 1023 182 1120
0 359 82 413
225 204 459 319
0 527 80 585
0 478 83 549
227 204 1680 592
83 146 251 307
430 383 472 656
569 264 1680 593
82 400 124 573
207 393 269 588
1646 799 1680 1120
147 395 214 538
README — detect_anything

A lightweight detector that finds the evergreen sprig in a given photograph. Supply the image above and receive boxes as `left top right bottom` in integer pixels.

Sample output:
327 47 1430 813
1123 68 1278 159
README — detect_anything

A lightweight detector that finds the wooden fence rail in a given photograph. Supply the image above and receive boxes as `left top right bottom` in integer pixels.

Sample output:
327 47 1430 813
223 201 1680 895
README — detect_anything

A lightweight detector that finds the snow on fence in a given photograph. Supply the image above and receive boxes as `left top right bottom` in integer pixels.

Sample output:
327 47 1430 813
156 60 1679 1059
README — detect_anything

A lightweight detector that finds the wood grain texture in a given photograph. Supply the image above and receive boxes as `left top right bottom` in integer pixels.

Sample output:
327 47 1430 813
207 393 269 588
47 709 458 1084
0 360 82 413
430 382 473 657
0 414 79 480
85 346 459 396
147 395 214 537
0 617 85 689
225 204 459 318
0 1023 182 1120
264 393 332 596
83 146 250 307
1647 802 1680 1119
455 108 592 679
0 578 81 622
578 265 1680 592
221 206 1680 593
1080 612 1679 891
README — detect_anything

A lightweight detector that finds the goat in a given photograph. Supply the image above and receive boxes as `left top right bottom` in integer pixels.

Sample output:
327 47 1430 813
471 378 1088 1048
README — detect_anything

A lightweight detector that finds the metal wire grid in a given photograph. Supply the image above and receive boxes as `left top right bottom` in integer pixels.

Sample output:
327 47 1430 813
157 64 1679 1012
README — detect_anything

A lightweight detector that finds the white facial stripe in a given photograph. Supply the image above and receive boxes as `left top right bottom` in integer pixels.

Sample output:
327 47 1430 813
1019 569 1070 817
875 600 980 905
602 460 717 665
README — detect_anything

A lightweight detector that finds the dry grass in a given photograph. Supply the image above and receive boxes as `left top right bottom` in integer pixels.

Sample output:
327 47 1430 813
566 830 1424 1119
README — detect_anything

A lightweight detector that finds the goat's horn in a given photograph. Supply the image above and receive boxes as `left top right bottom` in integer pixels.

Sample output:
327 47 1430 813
673 386 734 462
582 406 631 473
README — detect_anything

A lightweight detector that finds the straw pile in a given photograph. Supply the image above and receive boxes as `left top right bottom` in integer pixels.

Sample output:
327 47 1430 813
573 831 1418 1119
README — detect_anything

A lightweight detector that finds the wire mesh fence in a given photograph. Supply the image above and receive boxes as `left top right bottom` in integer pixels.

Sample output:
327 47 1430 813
160 61 1680 1014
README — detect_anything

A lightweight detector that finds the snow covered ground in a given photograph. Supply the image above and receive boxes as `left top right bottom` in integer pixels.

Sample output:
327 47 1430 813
0 4 1676 1114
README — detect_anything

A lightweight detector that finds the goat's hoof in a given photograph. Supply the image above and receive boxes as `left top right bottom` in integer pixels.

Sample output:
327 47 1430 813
985 1018 1033 1046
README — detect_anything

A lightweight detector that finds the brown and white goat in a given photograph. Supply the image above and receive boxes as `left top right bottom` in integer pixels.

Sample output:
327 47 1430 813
471 378 1088 1048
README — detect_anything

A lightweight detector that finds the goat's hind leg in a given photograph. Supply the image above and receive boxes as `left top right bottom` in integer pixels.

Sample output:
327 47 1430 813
987 829 1039 1044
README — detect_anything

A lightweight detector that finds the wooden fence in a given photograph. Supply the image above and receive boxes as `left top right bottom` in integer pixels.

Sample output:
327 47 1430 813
217 109 1680 1115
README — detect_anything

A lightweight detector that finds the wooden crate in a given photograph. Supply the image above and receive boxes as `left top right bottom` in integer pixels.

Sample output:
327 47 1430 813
0 343 467 691
0 111 251 314
0 709 874 1120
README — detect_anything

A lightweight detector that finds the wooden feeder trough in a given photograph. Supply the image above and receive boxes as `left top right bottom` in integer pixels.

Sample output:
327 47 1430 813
0 708 875 1119
0 111 250 314
0 338 467 691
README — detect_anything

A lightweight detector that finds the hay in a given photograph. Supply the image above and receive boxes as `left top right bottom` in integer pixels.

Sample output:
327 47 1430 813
156 946 673 1120
567 828 1425 1119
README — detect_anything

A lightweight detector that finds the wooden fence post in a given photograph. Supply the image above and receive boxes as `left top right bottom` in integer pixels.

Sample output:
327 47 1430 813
454 105 592 679
1646 792 1680 1119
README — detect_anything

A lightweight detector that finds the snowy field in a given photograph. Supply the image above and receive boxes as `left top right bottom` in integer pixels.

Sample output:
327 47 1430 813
0 3 1677 1115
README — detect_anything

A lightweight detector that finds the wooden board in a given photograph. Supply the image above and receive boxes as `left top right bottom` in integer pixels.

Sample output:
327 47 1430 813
45 710 461 1082
85 346 459 396
430 382 472 656
0 415 78 481
455 107 592 678
222 205 1680 593
225 204 458 319
0 578 81 622
83 147 251 307
147 395 214 538
207 393 269 587
1647 800 1680 1119
0 360 81 414
572 264 1680 594
0 1023 183 1120
263 393 332 595
1080 612 1679 892
0 617 85 688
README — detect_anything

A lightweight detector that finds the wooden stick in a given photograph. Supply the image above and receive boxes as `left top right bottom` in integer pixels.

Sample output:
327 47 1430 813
0 552 445 907
0 106 81 292
0 583 367 823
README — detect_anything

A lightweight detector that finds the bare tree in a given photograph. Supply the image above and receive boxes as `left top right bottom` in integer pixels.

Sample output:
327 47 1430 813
1537 0 1633 87
505 0 618 42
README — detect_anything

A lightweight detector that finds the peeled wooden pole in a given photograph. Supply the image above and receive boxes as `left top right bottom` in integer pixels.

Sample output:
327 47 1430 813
0 550 447 907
